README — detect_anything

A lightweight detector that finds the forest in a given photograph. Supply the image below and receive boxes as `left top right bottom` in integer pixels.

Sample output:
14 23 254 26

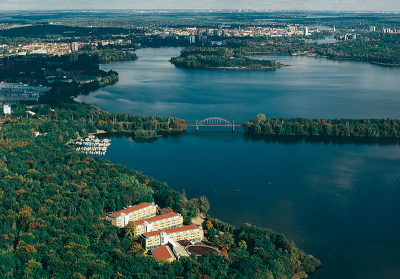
6 102 186 139
78 48 137 63
243 114 400 138
224 32 400 66
3 11 400 277
0 113 321 278
170 47 283 70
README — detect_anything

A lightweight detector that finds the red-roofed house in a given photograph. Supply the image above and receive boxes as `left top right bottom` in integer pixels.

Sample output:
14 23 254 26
140 225 203 250
135 212 183 234
105 202 157 228
151 245 176 262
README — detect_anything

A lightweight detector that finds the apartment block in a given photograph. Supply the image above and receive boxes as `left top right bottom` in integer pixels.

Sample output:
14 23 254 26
140 224 203 250
135 212 183 234
105 202 157 228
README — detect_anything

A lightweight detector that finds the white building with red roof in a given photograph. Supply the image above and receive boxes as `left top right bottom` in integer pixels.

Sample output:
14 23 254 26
140 224 203 250
105 202 157 228
135 212 184 234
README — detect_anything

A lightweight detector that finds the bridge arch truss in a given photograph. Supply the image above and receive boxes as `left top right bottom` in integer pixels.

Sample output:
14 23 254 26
197 117 233 125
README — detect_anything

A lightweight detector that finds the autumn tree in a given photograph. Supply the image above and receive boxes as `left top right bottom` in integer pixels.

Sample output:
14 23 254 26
125 221 137 241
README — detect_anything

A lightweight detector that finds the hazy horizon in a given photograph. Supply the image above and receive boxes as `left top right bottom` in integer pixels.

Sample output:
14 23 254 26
1 0 399 13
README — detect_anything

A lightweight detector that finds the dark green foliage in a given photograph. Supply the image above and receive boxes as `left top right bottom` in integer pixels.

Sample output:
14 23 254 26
244 116 399 138
0 24 131 39
233 224 321 278
170 47 283 69
78 48 138 62
0 118 320 278
204 217 235 233
225 33 400 66
316 33 400 65
11 102 186 140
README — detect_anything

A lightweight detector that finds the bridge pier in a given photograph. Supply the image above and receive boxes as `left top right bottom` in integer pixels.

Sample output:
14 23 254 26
232 125 235 132
196 125 198 132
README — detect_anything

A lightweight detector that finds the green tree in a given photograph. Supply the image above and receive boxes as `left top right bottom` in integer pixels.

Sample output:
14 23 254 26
256 114 266 123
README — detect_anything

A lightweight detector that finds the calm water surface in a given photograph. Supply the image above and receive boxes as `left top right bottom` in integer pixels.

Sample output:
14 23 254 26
76 47 400 122
78 48 400 279
97 130 400 279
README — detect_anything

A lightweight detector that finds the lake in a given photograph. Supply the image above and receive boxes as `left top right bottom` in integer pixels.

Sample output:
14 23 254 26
76 47 400 122
77 48 400 279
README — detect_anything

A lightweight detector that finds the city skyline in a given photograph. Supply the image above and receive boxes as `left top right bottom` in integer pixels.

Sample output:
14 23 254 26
1 0 399 12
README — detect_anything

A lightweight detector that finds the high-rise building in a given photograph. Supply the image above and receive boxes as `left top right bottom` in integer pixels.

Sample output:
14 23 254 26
70 42 79 52
370 26 376 32
304 27 309 36
197 28 202 42
213 29 219 37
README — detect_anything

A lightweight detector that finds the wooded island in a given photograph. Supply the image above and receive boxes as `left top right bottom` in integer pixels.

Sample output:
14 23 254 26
170 47 284 70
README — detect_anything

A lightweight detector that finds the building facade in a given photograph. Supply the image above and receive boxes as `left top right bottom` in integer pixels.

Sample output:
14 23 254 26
70 42 79 52
135 212 183 235
0 83 50 105
105 202 157 228
140 224 203 250
0 90 40 104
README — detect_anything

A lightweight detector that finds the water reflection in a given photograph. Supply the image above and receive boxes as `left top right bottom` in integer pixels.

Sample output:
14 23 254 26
243 134 400 146
92 128 400 279
97 130 400 147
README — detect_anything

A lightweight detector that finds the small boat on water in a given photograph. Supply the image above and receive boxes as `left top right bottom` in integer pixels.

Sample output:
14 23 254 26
70 136 111 156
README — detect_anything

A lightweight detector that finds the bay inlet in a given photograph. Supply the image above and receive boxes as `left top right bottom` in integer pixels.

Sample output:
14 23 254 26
76 48 400 279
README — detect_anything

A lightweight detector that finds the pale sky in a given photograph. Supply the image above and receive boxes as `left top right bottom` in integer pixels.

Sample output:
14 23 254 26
0 0 399 12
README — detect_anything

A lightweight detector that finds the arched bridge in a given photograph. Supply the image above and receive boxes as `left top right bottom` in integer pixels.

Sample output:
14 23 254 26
185 117 244 131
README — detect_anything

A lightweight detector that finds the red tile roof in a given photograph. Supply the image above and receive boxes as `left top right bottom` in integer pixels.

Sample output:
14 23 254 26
152 245 174 262
143 224 200 237
135 212 180 226
108 203 152 217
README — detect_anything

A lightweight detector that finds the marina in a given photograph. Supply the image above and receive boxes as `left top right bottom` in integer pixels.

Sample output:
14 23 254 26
69 135 111 156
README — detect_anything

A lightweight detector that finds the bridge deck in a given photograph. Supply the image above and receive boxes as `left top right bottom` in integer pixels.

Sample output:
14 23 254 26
185 122 243 126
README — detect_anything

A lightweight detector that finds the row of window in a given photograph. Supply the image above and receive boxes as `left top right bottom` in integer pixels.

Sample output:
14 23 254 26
116 208 156 226
136 218 180 232
147 232 200 246
128 208 154 220
136 223 181 234
147 239 160 246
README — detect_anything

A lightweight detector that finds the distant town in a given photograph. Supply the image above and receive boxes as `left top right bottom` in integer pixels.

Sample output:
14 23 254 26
1 22 399 59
